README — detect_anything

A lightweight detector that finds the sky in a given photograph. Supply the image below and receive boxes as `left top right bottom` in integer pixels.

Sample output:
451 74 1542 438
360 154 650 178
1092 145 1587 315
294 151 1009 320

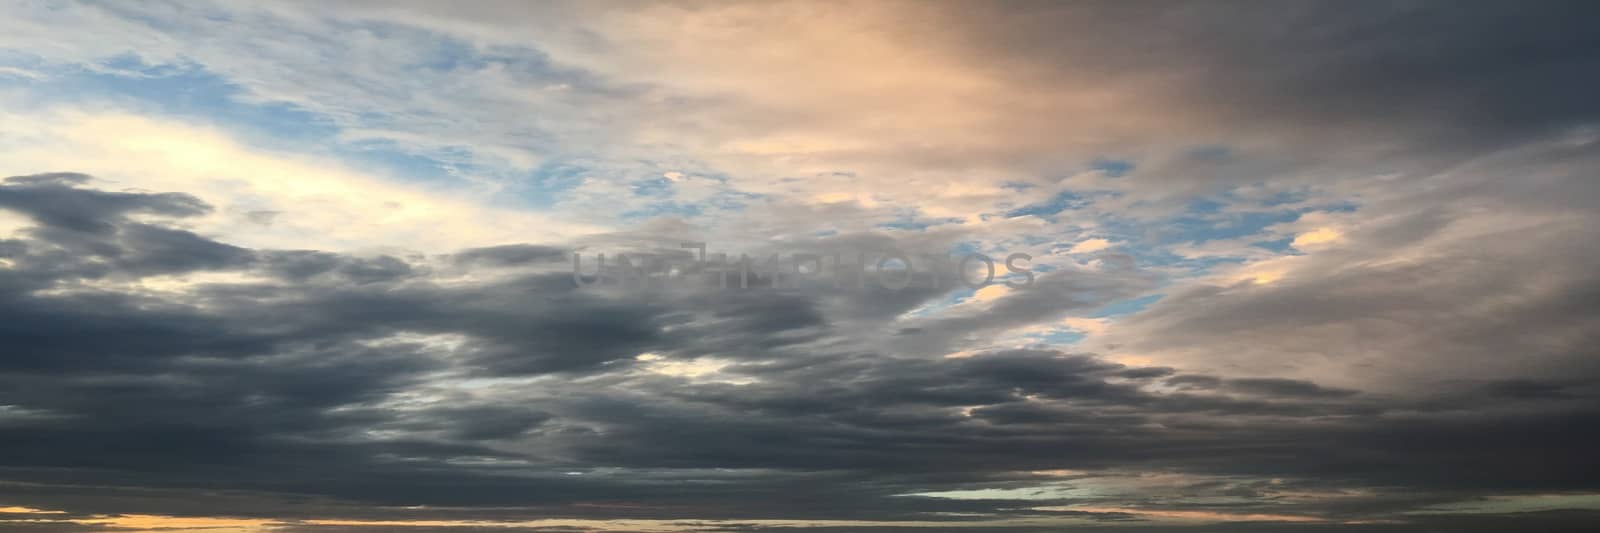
1 1 1599 531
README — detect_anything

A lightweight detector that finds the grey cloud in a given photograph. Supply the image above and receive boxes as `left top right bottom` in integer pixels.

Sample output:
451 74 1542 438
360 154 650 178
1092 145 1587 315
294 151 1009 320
2 177 1596 529
0 173 210 234
5 8 1600 523
918 0 1600 174
1226 378 1358 399
1098 172 1600 392
453 244 570 267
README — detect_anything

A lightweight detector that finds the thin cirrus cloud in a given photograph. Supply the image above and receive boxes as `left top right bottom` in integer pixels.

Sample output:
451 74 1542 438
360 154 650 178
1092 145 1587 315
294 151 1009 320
0 1 1599 532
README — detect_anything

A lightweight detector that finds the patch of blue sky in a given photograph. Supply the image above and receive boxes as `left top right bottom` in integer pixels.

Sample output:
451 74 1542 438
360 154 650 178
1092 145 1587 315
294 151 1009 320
1119 184 1359 251
706 189 763 211
876 220 930 231
1221 183 1348 211
876 215 963 232
92 2 227 34
1017 234 1056 247
1158 207 1303 246
621 201 704 220
1005 190 1091 219
411 38 494 72
0 52 506 192
1251 236 1297 254
340 141 464 184
476 159 592 209
1184 197 1229 215
949 241 984 256
0 48 43 69
98 53 189 76
1129 247 1252 274
901 286 976 319
1320 200 1361 213
1152 195 1361 254
630 175 676 198
459 39 641 99
685 176 761 214
380 24 613 109
1072 214 1240 274
319 146 490 192
1025 328 1087 346
1260 189 1311 207
2 24 620 198
1091 294 1163 318
1070 215 1166 258
1089 158 1134 177
1187 144 1233 161
1 53 341 144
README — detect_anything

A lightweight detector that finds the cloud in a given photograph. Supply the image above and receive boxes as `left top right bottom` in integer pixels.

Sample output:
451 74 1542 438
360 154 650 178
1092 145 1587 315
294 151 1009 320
1089 139 1600 390
1067 239 1112 254
1 177 1596 533
0 109 601 252
1 1 1599 530
1290 228 1342 249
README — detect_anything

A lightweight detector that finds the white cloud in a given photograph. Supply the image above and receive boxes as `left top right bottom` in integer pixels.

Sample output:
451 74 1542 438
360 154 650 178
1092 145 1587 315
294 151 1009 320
0 106 600 252
1067 238 1112 254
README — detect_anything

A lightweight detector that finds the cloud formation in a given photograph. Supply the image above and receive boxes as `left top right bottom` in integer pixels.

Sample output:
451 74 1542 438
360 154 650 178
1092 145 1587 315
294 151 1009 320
1 1 1599 531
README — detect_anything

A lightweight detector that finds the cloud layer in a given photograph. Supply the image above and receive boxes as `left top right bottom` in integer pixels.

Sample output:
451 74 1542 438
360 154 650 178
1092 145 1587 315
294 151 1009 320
1 1 1599 531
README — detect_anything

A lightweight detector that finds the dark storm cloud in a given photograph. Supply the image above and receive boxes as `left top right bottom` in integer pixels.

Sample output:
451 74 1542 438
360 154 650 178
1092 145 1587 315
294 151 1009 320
0 173 211 234
453 243 569 267
3 172 1599 530
0 173 249 284
931 0 1600 161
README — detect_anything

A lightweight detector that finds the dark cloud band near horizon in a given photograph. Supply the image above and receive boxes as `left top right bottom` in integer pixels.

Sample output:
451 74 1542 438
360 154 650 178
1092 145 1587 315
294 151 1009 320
1 1 1599 531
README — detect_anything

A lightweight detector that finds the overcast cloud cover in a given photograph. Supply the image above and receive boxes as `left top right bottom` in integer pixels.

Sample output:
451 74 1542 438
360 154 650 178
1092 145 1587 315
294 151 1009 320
1 1 1598 531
